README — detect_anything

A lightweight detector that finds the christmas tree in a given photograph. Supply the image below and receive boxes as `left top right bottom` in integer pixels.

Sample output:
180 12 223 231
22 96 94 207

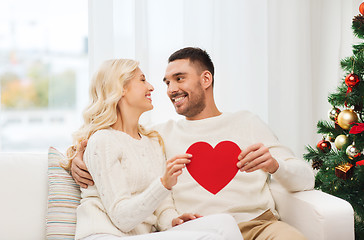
304 3 364 239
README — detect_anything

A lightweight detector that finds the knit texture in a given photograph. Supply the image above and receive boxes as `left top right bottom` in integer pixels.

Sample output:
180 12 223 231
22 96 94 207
75 128 178 240
154 111 315 224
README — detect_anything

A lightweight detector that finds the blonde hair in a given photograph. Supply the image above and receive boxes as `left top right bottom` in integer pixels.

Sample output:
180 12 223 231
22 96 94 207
64 59 164 170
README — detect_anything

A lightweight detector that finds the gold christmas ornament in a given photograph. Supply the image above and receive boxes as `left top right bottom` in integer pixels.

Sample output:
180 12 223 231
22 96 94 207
337 109 358 130
334 135 349 150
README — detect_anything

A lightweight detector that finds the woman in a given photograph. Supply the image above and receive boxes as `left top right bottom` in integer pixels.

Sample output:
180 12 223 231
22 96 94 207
66 59 242 240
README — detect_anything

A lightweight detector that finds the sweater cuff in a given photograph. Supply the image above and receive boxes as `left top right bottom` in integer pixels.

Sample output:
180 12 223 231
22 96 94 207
272 158 285 178
149 178 171 201
158 208 179 231
271 158 315 192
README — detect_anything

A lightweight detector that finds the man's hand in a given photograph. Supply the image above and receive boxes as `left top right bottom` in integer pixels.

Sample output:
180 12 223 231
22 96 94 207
71 140 94 188
237 143 279 174
161 154 192 190
172 213 203 227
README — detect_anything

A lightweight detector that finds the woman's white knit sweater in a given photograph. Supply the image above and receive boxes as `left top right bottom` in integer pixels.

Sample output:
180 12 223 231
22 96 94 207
75 128 178 240
154 111 315 224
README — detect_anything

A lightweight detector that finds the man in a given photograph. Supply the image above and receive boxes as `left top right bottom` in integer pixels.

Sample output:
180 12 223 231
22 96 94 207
72 47 314 240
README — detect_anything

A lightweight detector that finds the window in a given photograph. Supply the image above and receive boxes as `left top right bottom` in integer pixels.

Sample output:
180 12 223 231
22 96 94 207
0 0 88 152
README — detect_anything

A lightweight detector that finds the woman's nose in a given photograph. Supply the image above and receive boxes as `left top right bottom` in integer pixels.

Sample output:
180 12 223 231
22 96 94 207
148 82 154 92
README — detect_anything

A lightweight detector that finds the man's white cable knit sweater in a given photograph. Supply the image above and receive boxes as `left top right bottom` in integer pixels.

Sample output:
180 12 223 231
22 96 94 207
75 128 178 240
154 111 315 224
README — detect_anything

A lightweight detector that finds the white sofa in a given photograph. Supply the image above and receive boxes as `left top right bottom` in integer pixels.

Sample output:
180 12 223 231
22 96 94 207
0 152 355 240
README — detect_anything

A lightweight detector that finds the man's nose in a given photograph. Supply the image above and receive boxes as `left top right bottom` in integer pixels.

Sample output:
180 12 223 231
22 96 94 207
167 81 178 94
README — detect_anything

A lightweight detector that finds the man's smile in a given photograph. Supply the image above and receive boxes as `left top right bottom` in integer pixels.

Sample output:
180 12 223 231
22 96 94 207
171 93 187 106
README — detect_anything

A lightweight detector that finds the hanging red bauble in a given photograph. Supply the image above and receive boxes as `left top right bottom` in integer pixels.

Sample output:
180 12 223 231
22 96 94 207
317 139 332 153
360 2 364 15
345 73 360 93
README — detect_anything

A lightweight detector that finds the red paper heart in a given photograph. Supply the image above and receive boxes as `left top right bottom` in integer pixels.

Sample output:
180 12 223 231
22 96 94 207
186 141 241 194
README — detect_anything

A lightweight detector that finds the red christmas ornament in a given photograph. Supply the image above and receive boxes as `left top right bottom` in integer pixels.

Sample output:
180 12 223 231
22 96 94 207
360 2 364 15
317 139 332 153
345 73 360 93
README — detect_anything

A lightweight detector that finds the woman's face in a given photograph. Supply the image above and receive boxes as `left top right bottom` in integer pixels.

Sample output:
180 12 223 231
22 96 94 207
122 67 154 113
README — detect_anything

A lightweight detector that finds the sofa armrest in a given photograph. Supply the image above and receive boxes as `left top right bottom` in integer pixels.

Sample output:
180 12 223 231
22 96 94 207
269 179 354 240
0 153 48 240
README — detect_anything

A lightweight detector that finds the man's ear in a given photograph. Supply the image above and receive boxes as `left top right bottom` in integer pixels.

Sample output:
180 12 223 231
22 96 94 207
200 71 213 89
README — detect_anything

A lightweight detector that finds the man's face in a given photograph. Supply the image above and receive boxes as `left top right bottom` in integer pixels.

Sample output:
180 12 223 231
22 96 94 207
163 59 206 118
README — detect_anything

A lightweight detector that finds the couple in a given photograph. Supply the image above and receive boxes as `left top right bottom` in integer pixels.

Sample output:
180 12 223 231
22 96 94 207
67 47 314 240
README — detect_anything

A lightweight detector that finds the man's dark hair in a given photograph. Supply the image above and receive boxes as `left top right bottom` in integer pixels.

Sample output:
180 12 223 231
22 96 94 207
168 47 215 81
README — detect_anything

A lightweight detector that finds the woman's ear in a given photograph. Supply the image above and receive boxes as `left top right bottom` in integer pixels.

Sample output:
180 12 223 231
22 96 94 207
121 87 127 97
200 71 213 89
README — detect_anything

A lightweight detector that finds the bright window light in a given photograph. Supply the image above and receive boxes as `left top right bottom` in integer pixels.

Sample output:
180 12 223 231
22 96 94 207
0 0 88 153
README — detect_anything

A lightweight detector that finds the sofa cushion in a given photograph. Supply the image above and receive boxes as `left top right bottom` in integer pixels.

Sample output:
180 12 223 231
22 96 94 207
46 147 81 240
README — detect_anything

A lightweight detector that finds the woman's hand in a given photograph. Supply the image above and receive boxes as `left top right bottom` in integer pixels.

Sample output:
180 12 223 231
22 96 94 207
160 154 192 190
172 213 203 227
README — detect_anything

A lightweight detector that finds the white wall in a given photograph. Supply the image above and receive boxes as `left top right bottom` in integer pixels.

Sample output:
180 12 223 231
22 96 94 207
88 0 361 157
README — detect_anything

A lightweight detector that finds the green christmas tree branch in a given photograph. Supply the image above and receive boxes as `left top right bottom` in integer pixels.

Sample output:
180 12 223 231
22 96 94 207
316 120 344 136
305 12 364 239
